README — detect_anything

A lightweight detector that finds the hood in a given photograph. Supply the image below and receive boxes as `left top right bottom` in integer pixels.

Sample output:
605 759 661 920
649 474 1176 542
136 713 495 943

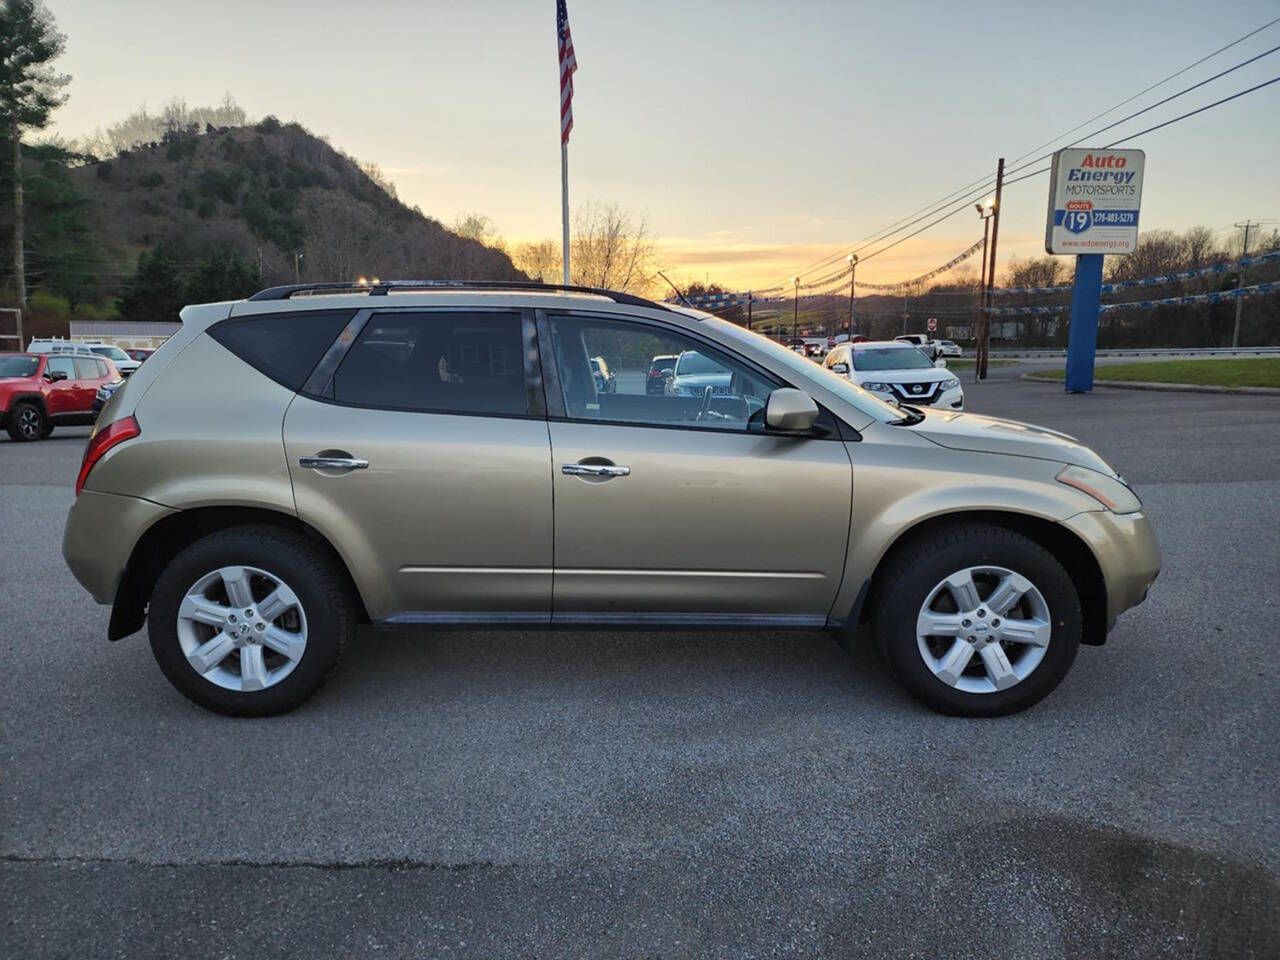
854 366 953 384
911 409 1116 474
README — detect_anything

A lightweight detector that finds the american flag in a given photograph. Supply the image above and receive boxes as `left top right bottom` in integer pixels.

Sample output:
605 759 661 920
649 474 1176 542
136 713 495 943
557 0 577 145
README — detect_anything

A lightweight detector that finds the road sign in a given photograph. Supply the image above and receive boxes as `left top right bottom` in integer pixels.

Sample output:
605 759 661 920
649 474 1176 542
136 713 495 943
1045 148 1144 256
926 317 937 333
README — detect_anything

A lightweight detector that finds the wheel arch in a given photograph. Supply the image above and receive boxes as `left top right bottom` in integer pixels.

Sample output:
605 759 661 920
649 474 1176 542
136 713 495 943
5 391 50 417
109 505 371 641
858 510 1110 647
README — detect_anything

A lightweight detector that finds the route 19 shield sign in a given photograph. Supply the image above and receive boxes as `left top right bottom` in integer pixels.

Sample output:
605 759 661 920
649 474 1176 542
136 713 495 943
1045 148 1145 256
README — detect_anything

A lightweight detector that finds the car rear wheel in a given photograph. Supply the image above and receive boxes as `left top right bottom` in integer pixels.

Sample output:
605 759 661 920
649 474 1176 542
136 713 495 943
872 524 1081 716
147 526 353 716
6 401 46 441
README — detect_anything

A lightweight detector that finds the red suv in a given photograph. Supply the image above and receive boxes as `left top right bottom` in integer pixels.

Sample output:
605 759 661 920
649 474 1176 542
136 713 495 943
0 352 119 441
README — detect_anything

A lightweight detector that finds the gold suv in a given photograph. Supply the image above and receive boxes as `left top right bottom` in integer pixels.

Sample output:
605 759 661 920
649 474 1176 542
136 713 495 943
63 282 1160 717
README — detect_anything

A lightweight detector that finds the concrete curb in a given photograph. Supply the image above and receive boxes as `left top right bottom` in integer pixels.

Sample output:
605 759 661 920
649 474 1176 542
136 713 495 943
1018 372 1280 395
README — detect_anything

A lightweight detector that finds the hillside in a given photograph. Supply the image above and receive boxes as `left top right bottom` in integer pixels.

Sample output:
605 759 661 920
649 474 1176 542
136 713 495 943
71 119 524 289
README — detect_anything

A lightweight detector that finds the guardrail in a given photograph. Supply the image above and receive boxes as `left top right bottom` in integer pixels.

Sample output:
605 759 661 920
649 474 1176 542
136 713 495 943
988 346 1280 359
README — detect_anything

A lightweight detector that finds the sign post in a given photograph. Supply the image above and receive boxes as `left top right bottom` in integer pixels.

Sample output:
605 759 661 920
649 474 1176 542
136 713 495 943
1045 148 1145 393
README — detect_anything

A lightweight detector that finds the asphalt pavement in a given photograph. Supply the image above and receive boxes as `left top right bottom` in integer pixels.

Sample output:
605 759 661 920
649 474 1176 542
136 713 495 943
2 375 1278 959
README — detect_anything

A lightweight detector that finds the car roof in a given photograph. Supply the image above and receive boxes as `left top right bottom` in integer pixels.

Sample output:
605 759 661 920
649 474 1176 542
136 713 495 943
855 340 916 348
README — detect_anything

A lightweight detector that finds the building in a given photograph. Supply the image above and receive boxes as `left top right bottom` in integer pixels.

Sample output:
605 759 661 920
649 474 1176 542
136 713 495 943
69 320 181 350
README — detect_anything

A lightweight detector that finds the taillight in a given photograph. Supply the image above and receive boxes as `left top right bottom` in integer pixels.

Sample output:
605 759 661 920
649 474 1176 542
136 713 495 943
76 415 140 496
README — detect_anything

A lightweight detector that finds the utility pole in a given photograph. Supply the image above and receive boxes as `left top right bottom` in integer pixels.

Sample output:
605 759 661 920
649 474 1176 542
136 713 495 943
846 254 858 341
977 157 1005 381
13 125 26 309
792 277 800 346
747 293 753 331
294 252 303 283
257 246 263 276
1232 220 1257 348
902 293 909 334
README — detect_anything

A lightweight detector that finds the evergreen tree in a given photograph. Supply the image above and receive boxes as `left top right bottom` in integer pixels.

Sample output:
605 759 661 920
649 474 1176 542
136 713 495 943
118 243 185 322
0 0 70 306
186 249 262 304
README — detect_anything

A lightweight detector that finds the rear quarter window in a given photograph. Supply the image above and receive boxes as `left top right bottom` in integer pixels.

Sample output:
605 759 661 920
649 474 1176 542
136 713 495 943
209 311 354 391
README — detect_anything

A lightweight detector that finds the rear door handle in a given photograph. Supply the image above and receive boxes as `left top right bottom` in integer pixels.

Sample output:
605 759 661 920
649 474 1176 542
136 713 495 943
299 456 369 470
561 463 630 478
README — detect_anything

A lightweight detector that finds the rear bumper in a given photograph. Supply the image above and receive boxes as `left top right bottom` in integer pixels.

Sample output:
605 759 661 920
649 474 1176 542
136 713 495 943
1061 508 1162 621
63 491 177 604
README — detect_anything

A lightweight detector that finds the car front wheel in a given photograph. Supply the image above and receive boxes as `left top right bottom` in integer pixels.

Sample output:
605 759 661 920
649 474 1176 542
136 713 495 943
873 524 1081 716
147 527 354 716
6 401 46 441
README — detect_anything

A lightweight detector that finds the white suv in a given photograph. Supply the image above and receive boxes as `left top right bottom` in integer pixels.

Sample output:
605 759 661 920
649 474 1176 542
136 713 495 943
825 340 963 410
28 339 141 376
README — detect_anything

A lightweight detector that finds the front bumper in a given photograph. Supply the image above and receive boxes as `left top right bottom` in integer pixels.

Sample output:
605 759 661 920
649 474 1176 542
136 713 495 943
1061 508 1162 621
63 490 177 604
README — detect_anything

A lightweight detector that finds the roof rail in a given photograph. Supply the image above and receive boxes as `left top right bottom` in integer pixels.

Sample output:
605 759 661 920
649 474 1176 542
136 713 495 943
246 279 673 311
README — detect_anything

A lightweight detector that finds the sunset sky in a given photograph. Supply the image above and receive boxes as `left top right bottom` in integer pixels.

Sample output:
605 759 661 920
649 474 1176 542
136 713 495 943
47 0 1280 291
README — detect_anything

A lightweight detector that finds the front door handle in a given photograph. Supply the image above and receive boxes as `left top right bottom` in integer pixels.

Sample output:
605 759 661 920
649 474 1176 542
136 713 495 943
562 463 630 478
299 455 369 470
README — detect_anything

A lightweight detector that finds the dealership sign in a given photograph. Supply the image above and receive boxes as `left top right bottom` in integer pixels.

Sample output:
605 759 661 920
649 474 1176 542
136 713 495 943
1045 148 1145 255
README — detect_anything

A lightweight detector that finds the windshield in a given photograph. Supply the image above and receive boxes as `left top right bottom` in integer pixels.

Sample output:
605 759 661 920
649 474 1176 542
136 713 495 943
0 355 39 377
90 345 131 361
702 317 907 423
674 351 729 377
853 346 935 371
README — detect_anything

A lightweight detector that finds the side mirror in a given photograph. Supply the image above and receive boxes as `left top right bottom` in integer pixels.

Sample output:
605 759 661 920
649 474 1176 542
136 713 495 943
934 358 947 368
765 388 819 433
831 362 850 375
45 370 68 382
660 367 673 378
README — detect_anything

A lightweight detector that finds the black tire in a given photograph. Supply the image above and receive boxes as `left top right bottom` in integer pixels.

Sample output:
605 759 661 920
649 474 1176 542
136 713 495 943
872 524 1081 717
148 526 354 716
6 401 46 441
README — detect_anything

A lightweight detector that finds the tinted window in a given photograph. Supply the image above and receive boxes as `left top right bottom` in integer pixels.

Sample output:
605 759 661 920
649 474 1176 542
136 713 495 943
210 311 354 391
74 358 100 379
548 315 777 432
45 357 76 379
0 356 38 377
331 312 528 416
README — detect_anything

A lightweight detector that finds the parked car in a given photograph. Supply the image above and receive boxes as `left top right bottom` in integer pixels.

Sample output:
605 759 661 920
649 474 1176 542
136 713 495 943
894 334 941 361
824 340 964 410
28 338 141 376
937 340 963 357
64 281 1159 719
646 353 679 394
1 351 119 441
589 356 617 393
126 348 155 362
93 377 126 414
665 349 732 397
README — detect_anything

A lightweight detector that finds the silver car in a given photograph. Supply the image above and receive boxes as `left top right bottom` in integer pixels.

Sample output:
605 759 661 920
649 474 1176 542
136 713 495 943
64 281 1160 717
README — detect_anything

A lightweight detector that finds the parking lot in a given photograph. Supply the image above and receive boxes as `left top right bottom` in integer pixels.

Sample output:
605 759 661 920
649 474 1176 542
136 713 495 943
2 370 1278 958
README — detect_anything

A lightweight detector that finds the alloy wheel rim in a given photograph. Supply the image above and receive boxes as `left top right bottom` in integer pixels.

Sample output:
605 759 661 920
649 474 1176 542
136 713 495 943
916 565 1052 694
19 408 39 438
176 565 308 692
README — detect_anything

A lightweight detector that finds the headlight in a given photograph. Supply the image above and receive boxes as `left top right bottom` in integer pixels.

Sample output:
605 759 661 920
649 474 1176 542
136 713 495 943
96 387 108 400
939 377 961 390
861 381 892 392
1056 465 1142 514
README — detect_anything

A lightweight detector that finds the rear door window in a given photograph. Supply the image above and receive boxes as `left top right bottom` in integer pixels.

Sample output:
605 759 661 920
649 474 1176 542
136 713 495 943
74 358 99 380
330 311 529 417
210 311 355 391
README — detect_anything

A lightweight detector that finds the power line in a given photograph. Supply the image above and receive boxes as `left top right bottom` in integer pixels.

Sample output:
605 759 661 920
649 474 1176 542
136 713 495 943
1004 42 1280 178
770 16 1280 290
1009 15 1280 165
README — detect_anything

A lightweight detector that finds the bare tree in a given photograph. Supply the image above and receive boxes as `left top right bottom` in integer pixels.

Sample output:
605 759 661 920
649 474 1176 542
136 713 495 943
570 201 656 293
511 239 561 283
299 193 398 283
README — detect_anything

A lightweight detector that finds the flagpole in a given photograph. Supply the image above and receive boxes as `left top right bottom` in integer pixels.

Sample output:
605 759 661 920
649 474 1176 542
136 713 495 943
561 141 570 284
